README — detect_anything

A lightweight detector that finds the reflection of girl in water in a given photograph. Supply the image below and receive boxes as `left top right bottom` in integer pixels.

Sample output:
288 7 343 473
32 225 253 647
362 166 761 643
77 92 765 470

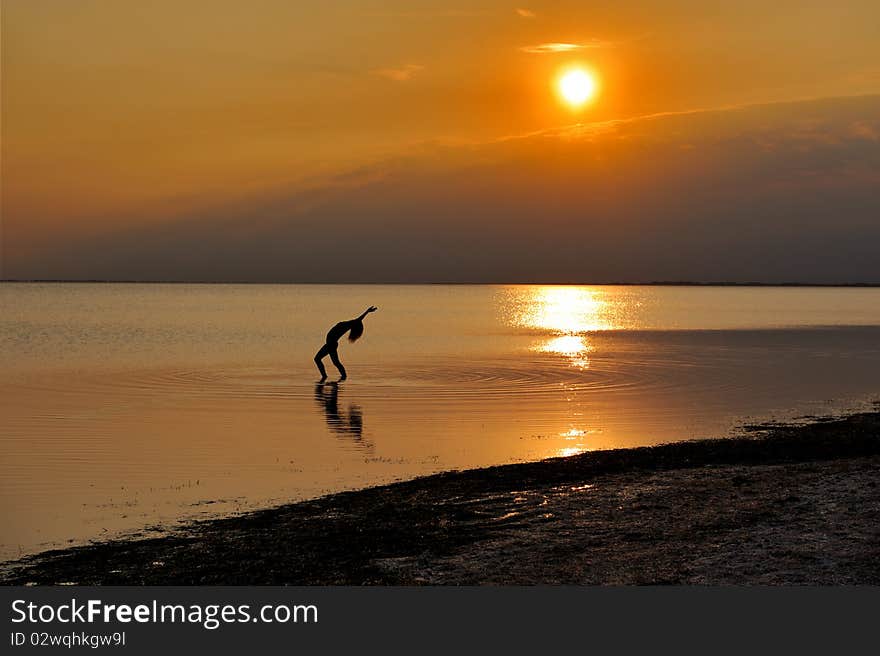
314 306 377 382
314 382 364 439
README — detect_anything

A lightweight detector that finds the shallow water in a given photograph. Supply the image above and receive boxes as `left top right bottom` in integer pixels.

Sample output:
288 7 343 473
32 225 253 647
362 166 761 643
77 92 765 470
2 283 879 558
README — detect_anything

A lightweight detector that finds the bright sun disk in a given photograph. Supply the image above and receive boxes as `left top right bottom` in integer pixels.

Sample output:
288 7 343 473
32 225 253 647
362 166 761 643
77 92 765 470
558 69 597 108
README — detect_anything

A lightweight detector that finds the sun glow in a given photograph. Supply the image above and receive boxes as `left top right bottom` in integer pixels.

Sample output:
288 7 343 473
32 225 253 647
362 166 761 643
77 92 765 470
557 68 597 108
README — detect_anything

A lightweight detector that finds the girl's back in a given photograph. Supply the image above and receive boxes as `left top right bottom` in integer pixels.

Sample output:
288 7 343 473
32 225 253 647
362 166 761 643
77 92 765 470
326 321 351 344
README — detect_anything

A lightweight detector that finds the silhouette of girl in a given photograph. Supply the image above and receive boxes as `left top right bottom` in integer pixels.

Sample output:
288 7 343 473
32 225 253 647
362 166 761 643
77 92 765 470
314 306 377 381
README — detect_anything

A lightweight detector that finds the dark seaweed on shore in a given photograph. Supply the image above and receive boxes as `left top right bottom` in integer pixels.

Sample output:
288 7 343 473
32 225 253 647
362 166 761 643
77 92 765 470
3 412 879 586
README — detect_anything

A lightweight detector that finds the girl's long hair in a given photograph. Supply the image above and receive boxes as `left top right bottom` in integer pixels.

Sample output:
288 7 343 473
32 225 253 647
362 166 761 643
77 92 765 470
348 320 364 342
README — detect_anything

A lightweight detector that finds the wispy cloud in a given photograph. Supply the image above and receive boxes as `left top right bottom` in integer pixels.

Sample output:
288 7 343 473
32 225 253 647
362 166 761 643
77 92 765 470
519 40 609 54
515 8 535 18
363 10 487 19
850 120 880 141
372 64 424 82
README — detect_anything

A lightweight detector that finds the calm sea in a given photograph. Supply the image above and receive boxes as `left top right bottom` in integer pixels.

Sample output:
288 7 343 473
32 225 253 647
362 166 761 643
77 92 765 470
2 283 879 558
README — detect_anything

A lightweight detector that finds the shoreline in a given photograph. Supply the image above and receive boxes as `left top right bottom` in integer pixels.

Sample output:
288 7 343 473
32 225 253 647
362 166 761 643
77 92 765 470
3 411 880 585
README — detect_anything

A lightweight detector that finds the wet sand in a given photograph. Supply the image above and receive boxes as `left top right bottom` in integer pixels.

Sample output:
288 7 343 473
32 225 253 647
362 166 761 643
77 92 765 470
3 412 879 585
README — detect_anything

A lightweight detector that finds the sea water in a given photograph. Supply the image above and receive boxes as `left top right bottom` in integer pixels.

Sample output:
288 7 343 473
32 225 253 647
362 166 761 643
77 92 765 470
2 283 879 558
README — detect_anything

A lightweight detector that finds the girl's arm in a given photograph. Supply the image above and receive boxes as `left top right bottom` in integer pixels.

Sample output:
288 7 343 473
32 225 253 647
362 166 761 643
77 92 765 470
356 306 378 321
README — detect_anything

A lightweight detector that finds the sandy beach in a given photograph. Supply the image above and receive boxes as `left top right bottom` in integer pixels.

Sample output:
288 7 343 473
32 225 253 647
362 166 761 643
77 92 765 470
3 411 879 585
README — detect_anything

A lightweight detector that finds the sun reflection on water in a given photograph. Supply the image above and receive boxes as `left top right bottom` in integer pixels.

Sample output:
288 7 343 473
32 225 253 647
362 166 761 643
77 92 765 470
501 286 618 458
539 335 593 369
508 286 616 369
557 428 590 457
518 286 612 333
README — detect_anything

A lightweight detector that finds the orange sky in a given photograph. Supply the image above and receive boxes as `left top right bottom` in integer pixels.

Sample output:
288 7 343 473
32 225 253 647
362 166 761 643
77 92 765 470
3 1 880 281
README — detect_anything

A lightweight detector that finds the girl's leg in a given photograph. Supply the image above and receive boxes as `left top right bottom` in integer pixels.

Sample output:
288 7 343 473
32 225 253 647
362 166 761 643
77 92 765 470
314 344 330 381
329 346 347 380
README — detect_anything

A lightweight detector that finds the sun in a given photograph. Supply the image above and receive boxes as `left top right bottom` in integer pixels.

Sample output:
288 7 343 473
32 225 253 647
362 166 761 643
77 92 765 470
557 68 598 108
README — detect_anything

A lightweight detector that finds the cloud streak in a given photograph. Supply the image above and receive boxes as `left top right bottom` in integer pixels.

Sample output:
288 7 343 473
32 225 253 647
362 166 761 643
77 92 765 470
372 64 424 82
515 8 535 18
520 40 609 54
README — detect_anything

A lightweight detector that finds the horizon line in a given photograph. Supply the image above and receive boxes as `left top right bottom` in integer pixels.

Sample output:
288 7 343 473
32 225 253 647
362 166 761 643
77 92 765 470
2 279 879 287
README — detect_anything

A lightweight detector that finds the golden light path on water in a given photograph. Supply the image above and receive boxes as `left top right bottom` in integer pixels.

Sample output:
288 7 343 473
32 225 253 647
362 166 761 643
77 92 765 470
508 286 621 457
513 286 617 367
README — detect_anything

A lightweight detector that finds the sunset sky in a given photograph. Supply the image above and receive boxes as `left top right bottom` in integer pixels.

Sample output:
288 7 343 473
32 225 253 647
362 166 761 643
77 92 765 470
3 0 880 282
